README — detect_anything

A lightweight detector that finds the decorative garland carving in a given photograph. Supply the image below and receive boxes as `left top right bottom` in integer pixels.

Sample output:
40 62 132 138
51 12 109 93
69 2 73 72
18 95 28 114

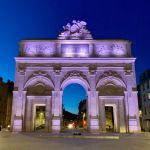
33 70 47 76
98 84 124 96
26 71 54 89
88 64 97 74
99 70 122 80
18 63 26 74
62 71 88 83
53 64 61 74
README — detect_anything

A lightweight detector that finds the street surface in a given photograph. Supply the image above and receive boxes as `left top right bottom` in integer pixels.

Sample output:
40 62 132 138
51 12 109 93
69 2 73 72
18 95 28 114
0 130 150 150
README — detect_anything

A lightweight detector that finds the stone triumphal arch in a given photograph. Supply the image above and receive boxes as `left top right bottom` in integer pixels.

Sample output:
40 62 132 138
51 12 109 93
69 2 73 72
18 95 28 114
11 20 141 133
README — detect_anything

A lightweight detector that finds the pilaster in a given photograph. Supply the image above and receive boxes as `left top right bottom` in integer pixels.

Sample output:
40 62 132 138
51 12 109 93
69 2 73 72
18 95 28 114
88 68 99 133
125 70 141 133
51 67 62 133
11 90 23 132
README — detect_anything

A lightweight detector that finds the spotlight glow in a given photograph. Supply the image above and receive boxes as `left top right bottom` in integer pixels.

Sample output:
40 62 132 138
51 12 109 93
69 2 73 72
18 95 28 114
68 123 74 129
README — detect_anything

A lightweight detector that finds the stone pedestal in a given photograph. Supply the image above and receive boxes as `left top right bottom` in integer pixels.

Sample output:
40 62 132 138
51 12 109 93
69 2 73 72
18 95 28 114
12 116 22 132
129 118 140 133
52 117 61 133
89 117 99 133
128 92 141 133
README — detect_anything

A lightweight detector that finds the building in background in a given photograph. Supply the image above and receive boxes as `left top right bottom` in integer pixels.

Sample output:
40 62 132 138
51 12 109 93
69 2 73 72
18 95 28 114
0 77 14 128
78 99 87 129
138 69 150 131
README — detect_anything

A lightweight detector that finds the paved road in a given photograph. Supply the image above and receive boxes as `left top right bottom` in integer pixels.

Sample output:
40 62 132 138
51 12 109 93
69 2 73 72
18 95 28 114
0 130 150 150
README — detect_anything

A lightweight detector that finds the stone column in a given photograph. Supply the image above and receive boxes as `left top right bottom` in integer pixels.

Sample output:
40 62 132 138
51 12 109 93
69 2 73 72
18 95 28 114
45 97 51 131
118 97 126 133
128 91 141 133
88 69 99 133
11 63 26 132
52 91 62 132
11 90 23 132
125 68 141 133
25 97 32 132
99 97 106 132
51 67 62 133
22 91 27 131
124 91 129 132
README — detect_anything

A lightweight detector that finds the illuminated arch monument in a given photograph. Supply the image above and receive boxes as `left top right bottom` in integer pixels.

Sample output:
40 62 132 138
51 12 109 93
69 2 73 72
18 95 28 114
11 21 141 133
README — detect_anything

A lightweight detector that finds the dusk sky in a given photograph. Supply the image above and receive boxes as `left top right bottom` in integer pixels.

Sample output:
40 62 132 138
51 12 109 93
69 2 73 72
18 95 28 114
0 0 150 113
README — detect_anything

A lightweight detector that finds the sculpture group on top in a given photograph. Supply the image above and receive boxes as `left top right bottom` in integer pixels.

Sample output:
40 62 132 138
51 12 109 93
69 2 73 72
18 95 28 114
58 20 93 40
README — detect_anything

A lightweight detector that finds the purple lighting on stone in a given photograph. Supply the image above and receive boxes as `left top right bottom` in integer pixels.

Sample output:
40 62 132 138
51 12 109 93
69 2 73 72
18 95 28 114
61 44 89 57
23 42 55 57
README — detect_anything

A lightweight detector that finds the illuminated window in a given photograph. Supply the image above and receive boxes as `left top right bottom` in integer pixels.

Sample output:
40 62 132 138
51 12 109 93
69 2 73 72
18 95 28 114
148 93 150 100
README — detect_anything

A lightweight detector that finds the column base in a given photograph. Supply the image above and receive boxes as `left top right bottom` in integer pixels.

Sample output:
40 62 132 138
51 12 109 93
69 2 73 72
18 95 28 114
129 119 141 133
52 117 61 133
89 117 99 134
12 119 22 132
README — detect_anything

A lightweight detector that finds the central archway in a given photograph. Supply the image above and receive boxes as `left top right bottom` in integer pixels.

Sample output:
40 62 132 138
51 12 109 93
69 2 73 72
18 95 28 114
61 77 90 132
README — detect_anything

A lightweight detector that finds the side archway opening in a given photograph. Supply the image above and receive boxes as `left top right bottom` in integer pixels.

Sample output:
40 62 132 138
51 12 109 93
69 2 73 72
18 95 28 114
97 76 127 133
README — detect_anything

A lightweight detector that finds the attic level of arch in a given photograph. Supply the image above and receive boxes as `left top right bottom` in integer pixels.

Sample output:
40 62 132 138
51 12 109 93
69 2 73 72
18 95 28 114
19 40 132 58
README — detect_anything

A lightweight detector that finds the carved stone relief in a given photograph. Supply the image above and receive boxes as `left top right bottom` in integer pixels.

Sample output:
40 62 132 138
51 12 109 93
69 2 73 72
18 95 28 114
18 63 26 74
27 83 51 96
98 84 124 96
124 64 133 75
23 42 56 57
88 64 97 75
62 71 88 83
95 43 127 57
99 70 122 80
53 64 61 75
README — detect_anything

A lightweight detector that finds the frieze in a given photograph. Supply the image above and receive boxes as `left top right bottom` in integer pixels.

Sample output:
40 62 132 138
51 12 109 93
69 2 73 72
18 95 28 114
35 64 48 67
17 63 128 68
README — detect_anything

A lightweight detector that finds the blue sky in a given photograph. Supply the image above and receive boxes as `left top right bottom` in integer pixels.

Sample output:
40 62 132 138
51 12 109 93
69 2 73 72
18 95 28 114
0 0 150 113
0 0 150 82
0 0 150 81
63 83 86 114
